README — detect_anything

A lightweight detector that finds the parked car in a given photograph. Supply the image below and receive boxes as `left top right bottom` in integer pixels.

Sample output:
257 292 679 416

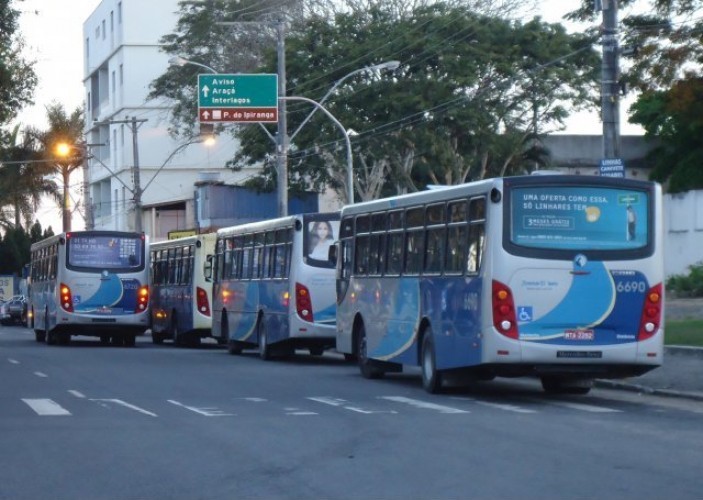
0 295 27 326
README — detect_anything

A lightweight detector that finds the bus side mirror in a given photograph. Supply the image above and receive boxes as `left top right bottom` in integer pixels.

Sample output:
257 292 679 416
328 245 337 266
204 255 213 282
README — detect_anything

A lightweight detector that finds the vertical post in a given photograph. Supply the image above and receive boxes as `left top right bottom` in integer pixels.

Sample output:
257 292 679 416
601 0 620 159
275 20 288 217
82 152 94 230
62 169 71 232
130 116 143 233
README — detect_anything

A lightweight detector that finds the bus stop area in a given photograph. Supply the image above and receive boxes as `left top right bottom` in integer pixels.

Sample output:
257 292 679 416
596 298 703 402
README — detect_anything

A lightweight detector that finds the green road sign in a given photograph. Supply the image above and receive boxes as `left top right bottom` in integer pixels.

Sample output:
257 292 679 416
198 73 278 123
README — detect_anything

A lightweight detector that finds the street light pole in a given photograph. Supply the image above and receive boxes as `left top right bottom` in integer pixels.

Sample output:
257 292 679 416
275 20 288 217
601 0 620 159
280 96 354 204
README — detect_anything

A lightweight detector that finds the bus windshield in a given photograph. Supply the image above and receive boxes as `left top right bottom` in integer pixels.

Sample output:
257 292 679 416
66 234 144 270
510 185 649 251
304 216 340 267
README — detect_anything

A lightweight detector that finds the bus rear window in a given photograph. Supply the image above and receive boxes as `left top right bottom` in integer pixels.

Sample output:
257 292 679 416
67 235 144 270
510 186 649 251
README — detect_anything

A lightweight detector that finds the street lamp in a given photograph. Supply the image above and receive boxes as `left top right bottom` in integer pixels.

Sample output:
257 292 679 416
54 142 86 232
168 56 218 74
289 60 400 143
280 96 354 204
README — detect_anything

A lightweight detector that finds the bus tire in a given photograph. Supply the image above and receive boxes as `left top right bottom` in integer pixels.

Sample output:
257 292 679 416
227 342 243 355
309 346 324 356
357 323 384 379
58 332 70 346
100 335 110 345
258 318 272 361
44 309 53 344
170 314 181 346
124 335 136 347
421 330 443 394
152 331 164 344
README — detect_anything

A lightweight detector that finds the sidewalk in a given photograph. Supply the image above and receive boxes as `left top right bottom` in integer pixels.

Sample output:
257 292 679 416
596 347 703 401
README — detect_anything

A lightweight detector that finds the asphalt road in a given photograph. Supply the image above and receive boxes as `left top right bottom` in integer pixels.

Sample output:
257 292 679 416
2 325 703 500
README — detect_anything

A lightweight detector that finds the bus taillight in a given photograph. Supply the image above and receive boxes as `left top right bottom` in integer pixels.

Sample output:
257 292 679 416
638 283 662 341
196 286 211 317
137 285 149 311
60 283 74 312
492 280 518 339
295 282 314 322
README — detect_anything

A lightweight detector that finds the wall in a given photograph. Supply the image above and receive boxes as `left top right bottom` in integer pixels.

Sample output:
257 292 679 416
664 190 703 277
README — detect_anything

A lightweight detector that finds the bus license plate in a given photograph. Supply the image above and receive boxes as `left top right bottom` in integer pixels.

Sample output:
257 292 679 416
563 329 594 341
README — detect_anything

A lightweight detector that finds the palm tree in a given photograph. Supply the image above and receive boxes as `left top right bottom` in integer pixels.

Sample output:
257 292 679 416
34 103 85 231
0 125 60 230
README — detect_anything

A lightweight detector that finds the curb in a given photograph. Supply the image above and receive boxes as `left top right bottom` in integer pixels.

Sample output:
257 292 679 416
595 378 703 402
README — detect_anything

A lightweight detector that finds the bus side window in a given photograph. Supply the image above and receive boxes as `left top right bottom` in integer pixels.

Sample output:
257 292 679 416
446 225 467 274
466 224 485 274
354 235 369 275
204 255 213 282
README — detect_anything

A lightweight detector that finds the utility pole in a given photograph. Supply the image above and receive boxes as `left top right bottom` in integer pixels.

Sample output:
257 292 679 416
275 19 288 217
103 117 147 233
601 0 620 159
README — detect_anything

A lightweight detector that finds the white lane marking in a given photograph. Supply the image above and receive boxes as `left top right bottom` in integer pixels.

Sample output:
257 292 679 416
308 397 397 414
473 401 537 414
168 399 234 417
68 390 86 399
34 372 48 378
239 397 267 403
379 396 469 414
90 399 157 417
22 398 71 416
284 407 318 416
8 358 19 364
537 399 622 413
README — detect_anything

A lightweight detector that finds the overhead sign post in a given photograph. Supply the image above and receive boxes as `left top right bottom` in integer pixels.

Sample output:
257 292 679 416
599 158 625 178
198 74 278 124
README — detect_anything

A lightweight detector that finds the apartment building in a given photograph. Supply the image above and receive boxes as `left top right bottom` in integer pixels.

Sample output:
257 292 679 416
82 0 249 239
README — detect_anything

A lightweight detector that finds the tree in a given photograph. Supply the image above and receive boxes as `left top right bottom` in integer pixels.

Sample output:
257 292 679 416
150 1 594 202
569 0 703 191
0 0 37 126
0 125 59 230
33 103 85 232
229 5 599 200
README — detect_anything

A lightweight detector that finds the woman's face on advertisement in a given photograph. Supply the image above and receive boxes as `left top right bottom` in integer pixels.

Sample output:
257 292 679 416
317 223 330 239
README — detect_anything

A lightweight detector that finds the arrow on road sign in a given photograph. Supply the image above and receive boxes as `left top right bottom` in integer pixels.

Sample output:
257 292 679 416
201 85 210 98
201 110 211 120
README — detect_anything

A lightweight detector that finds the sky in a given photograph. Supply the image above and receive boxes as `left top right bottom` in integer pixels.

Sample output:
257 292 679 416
12 0 643 230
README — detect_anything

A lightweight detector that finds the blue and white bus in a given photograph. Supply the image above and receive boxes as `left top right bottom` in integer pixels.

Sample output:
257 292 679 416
335 175 664 394
211 213 340 359
150 233 217 346
28 231 150 346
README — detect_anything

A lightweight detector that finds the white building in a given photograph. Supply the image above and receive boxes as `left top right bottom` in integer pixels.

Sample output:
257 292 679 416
82 0 251 239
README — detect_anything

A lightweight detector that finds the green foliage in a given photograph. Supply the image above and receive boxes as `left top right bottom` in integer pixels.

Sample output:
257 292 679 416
664 320 703 347
0 221 52 276
0 0 37 126
666 261 703 297
630 79 703 192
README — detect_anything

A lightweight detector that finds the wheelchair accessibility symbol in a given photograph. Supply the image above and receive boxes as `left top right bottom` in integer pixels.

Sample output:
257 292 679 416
517 306 533 322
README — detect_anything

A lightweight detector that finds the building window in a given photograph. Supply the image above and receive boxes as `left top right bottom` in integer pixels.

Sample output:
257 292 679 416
119 64 123 85
118 2 122 23
102 20 106 40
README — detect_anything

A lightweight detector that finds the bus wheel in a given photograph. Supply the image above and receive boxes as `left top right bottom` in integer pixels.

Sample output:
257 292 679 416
357 323 383 379
58 332 71 346
46 331 57 346
124 336 136 347
421 330 443 394
152 331 164 344
228 341 243 355
171 316 181 346
258 319 272 361
541 376 593 395
100 335 110 345
309 346 324 356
